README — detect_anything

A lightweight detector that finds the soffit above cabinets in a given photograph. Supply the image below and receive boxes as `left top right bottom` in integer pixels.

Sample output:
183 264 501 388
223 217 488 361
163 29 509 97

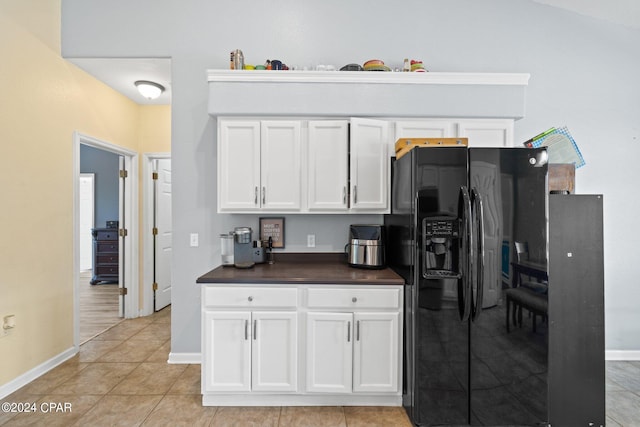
207 70 530 119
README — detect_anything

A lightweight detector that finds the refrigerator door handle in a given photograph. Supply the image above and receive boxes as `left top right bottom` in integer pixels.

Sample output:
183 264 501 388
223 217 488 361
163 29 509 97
471 188 485 321
458 186 473 322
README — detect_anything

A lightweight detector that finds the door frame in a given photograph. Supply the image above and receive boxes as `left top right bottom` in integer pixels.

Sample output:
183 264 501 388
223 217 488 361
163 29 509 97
72 132 139 346
142 152 171 316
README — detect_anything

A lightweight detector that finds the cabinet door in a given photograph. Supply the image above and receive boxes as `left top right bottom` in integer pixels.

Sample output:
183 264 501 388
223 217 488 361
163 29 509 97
350 118 389 212
394 120 456 140
218 121 261 211
306 312 353 393
251 311 298 392
457 119 514 147
261 121 302 211
353 312 399 393
307 120 349 211
202 311 251 392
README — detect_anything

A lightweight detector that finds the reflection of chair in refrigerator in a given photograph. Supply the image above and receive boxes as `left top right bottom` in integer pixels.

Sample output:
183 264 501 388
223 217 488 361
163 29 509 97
506 241 548 332
505 287 548 332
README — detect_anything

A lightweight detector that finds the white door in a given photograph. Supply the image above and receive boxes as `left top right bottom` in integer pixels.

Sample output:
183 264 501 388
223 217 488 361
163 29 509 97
306 312 353 393
260 121 302 211
218 121 261 211
457 119 514 147
251 311 298 392
353 312 399 393
79 174 95 271
350 118 389 211
154 159 172 311
307 120 349 211
203 311 251 392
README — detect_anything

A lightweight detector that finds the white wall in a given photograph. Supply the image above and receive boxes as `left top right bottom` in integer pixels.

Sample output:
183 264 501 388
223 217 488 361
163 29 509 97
62 0 640 354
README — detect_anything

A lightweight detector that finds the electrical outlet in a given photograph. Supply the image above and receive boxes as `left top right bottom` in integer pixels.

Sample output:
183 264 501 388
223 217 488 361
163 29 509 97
307 234 316 248
1 315 15 338
190 233 199 247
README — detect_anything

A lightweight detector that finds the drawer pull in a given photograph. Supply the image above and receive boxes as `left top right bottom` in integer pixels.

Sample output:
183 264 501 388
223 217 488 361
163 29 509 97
352 297 357 303
248 296 253 302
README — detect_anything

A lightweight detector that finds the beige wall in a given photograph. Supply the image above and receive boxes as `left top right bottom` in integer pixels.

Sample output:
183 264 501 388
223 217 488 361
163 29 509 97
0 1 171 386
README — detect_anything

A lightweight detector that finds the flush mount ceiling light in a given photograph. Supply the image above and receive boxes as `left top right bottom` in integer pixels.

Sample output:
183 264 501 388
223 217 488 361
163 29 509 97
134 80 165 99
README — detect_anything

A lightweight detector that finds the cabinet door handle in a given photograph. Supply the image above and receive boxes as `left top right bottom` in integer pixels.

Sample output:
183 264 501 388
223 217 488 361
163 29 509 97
262 186 266 205
244 319 248 340
353 186 357 204
356 320 360 341
347 321 351 343
254 187 258 205
343 186 347 205
253 319 257 340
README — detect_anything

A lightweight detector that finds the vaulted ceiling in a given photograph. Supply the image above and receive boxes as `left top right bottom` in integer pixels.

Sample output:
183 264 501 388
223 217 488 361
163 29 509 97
67 0 640 106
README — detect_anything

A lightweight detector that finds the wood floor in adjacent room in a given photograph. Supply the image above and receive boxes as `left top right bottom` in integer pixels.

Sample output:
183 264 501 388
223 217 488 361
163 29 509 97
79 270 121 343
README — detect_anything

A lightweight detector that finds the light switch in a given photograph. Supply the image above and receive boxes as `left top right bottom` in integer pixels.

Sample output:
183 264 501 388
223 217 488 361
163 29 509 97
190 233 199 247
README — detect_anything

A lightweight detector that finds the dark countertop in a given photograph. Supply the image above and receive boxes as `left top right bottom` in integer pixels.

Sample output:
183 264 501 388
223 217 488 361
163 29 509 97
196 253 405 285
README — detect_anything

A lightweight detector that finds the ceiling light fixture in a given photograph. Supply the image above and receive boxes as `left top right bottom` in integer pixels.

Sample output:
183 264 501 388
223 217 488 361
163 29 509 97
134 80 165 99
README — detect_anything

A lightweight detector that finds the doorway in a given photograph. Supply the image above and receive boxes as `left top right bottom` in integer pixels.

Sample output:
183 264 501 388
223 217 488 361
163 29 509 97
73 132 138 348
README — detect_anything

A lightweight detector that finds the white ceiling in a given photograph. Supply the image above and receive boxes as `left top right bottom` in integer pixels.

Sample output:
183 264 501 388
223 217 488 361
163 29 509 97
70 57 172 105
67 1 639 106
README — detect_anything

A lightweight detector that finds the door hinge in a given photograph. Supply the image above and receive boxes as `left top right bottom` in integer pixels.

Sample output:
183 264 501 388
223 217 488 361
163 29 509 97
119 228 128 237
152 227 158 235
152 172 158 180
119 169 128 178
119 287 128 296
152 282 158 291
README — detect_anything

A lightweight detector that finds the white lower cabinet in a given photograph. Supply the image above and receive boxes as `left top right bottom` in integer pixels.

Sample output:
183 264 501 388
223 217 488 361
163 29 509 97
203 310 297 393
306 311 399 394
201 284 402 406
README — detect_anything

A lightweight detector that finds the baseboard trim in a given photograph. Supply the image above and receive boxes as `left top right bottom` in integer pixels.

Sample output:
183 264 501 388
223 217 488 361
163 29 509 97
606 350 640 361
0 346 78 400
168 352 201 364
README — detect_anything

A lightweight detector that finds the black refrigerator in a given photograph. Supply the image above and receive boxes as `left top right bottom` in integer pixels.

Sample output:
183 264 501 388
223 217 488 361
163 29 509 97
385 146 603 426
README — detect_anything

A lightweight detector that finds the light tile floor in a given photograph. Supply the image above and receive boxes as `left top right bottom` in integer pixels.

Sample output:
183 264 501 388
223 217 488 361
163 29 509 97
0 307 638 426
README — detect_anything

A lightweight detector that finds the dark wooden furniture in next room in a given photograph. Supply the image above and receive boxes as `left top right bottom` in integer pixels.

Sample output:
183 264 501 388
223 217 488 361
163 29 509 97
91 228 119 285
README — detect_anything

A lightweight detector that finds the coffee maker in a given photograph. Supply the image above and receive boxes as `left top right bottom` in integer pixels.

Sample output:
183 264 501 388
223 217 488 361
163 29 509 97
233 227 255 268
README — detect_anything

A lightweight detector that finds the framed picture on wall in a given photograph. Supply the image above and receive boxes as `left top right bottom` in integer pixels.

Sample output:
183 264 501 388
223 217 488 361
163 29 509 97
259 217 285 248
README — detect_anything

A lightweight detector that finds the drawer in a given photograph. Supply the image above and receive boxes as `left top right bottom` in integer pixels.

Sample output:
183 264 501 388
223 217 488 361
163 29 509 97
95 265 118 276
306 288 400 309
204 287 298 308
96 254 118 264
94 230 118 241
96 242 118 253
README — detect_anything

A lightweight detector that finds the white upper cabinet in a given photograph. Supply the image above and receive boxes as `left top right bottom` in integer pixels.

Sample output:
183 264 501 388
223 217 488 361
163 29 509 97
218 117 511 213
456 119 514 147
394 120 456 140
307 120 349 211
393 118 514 147
260 121 302 211
218 121 261 212
350 118 390 212
218 120 301 212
